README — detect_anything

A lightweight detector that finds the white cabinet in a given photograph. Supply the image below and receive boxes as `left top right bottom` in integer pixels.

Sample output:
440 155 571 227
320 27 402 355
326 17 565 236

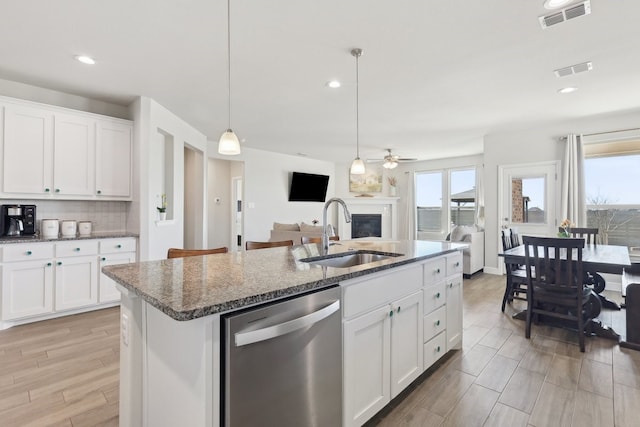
342 266 423 427
0 96 132 200
55 255 99 310
98 238 136 303
1 259 54 320
96 120 132 198
446 275 463 351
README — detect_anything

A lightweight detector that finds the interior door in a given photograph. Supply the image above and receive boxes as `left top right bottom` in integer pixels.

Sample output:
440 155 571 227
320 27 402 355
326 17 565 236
499 161 560 249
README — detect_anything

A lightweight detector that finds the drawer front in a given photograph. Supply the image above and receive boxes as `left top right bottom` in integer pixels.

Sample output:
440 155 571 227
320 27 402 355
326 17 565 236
423 306 446 342
423 282 446 314
342 265 422 319
56 240 99 258
423 257 446 286
446 252 463 276
0 243 54 262
99 238 136 254
423 332 447 371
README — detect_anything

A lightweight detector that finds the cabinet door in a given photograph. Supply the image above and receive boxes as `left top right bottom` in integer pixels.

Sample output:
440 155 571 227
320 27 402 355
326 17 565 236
99 252 135 302
54 255 98 311
96 120 132 198
390 291 423 398
1 260 54 320
53 114 95 196
446 276 463 351
3 105 53 195
343 304 391 427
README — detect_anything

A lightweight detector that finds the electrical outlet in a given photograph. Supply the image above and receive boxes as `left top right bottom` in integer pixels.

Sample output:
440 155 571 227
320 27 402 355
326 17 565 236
121 313 129 347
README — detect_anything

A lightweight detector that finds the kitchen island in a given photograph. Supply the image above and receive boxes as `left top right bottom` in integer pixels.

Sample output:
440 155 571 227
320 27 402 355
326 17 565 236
102 239 466 427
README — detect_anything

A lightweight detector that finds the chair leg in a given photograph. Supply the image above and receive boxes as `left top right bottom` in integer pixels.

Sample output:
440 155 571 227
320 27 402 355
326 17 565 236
578 302 585 352
501 279 512 312
525 304 532 339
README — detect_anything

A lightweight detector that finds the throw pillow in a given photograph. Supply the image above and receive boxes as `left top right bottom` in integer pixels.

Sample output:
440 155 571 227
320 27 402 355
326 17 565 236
300 222 321 232
273 222 300 231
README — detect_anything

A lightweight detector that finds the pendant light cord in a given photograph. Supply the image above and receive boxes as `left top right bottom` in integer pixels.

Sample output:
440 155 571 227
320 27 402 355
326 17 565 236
355 51 359 158
227 0 232 129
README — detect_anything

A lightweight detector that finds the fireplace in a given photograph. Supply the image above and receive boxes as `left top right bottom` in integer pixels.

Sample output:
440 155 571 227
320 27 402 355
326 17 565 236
351 214 382 238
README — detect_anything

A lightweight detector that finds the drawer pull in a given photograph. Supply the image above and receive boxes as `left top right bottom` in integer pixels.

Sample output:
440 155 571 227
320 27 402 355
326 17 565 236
46 262 52 267
55 188 61 193
435 268 440 274
389 310 394 317
449 283 453 288
116 244 122 249
435 320 440 326
74 247 81 252
26 250 32 255
57 261 62 266
397 306 401 313
435 292 440 298
97 190 102 195
101 257 106 261
44 188 50 192
454 261 460 267
436 346 441 352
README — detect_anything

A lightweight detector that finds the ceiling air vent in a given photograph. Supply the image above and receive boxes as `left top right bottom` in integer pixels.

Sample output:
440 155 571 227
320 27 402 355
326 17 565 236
554 61 593 77
539 0 591 29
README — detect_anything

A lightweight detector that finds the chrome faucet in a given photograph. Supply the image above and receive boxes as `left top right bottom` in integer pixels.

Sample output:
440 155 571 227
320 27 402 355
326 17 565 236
322 197 351 255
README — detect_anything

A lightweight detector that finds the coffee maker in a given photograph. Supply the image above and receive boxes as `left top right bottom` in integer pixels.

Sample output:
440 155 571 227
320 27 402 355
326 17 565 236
1 205 36 237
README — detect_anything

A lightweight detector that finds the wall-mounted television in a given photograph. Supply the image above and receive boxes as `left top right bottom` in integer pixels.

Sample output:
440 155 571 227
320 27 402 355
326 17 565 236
288 172 330 202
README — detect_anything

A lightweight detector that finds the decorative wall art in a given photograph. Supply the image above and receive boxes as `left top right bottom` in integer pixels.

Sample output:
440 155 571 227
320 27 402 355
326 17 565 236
349 165 383 193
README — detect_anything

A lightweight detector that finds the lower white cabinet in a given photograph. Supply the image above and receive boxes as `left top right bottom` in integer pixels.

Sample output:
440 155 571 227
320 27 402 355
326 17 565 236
446 275 463 351
1 259 54 320
99 252 135 302
55 255 99 311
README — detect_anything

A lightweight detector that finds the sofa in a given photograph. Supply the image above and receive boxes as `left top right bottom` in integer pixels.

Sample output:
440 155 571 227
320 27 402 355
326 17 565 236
448 225 485 278
269 222 324 244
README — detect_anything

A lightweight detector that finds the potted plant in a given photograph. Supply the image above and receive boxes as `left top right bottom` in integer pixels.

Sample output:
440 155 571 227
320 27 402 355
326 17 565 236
157 194 167 220
387 176 397 197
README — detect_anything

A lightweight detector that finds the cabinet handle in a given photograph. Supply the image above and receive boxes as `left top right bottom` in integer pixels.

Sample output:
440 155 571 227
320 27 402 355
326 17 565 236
435 292 440 298
435 320 440 326
449 283 454 288
74 247 81 252
97 190 102 195
44 188 50 193
455 261 460 267
116 244 122 249
397 306 401 313
101 257 106 261
26 250 32 255
57 261 62 266
436 346 441 352
435 268 440 274
46 262 52 267
55 188 61 193
389 310 394 317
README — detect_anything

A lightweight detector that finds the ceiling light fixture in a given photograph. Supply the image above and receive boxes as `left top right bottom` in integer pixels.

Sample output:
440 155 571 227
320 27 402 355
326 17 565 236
218 0 241 155
349 48 365 175
383 158 398 169
327 80 341 89
558 87 578 94
543 0 574 9
75 55 96 65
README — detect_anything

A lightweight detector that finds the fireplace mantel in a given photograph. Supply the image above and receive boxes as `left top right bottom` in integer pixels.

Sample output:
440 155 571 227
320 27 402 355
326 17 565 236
338 197 399 240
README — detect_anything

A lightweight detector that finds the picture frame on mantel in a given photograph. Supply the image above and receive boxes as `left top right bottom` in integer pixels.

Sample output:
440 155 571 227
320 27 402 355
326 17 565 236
349 164 383 193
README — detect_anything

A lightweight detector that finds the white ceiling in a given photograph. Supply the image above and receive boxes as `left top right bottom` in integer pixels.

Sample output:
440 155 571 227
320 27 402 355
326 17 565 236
2 0 639 163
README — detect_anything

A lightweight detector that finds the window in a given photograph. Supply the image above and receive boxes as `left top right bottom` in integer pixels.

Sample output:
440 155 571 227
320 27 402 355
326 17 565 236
510 176 546 224
416 167 476 238
584 152 640 248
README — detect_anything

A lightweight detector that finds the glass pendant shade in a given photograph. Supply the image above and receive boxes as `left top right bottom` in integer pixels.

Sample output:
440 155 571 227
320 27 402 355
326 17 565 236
383 160 398 169
218 129 241 155
350 157 366 174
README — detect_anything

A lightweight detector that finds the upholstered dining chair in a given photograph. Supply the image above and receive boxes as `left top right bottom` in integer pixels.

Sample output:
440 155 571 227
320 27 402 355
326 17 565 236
167 247 228 259
301 235 340 244
522 235 596 352
245 240 294 250
501 228 528 312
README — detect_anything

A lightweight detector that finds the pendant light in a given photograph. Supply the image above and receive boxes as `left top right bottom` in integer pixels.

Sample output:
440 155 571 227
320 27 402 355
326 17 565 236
350 48 366 175
218 0 241 155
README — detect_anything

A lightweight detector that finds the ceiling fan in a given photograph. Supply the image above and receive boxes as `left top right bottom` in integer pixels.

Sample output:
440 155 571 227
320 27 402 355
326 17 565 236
367 149 418 169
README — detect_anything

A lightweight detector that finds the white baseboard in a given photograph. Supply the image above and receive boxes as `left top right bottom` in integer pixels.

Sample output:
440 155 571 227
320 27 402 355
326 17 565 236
483 266 502 275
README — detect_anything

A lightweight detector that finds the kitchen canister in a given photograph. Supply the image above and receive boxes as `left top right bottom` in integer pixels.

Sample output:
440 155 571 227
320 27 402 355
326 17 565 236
78 221 92 236
41 219 59 238
61 220 77 237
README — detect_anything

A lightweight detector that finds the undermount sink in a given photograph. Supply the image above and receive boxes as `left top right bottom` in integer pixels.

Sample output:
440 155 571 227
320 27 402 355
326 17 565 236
301 250 403 268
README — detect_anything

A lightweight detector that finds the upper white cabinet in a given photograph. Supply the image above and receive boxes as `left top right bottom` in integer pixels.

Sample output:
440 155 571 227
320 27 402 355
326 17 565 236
0 97 132 200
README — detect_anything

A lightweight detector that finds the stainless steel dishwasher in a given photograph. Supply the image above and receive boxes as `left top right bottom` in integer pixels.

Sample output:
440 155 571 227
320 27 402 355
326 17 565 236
222 285 342 427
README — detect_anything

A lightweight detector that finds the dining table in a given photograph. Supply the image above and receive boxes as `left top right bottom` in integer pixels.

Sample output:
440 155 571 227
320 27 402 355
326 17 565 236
500 243 631 341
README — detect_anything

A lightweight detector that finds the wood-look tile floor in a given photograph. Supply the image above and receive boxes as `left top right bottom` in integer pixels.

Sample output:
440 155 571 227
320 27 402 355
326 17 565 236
0 307 119 426
1 273 639 427
371 273 640 427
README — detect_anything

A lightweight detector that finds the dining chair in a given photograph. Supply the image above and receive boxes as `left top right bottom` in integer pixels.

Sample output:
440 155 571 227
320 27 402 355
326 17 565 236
522 235 595 352
501 228 528 312
301 235 340 244
568 227 599 245
245 240 294 250
167 247 228 259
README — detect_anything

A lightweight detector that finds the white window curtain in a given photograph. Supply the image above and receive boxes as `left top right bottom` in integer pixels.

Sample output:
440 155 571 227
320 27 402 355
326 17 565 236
403 171 416 239
561 134 587 226
475 164 485 229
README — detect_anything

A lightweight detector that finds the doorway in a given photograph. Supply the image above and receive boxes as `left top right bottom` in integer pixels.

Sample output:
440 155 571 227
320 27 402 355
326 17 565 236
184 145 205 249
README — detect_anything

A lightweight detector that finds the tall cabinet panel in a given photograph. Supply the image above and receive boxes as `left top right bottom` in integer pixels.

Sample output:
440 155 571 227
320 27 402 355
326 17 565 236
96 120 132 198
3 105 53 194
54 114 95 196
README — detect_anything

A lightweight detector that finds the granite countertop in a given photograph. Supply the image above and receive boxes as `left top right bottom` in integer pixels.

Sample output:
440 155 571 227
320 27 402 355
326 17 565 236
0 231 138 244
102 240 467 321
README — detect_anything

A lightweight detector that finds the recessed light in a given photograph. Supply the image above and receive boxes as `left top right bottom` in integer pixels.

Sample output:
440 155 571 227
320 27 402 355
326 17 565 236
327 80 341 89
558 87 578 94
544 0 574 10
75 55 96 65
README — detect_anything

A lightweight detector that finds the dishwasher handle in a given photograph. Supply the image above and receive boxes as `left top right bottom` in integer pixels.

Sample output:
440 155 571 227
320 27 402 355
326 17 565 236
234 299 340 347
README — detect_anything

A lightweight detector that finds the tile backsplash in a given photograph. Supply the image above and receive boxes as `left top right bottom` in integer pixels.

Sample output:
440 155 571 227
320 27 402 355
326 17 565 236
2 200 128 233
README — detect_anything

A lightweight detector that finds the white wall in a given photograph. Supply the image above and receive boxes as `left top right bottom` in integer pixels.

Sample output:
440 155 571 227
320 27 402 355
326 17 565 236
208 145 336 242
207 158 232 249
